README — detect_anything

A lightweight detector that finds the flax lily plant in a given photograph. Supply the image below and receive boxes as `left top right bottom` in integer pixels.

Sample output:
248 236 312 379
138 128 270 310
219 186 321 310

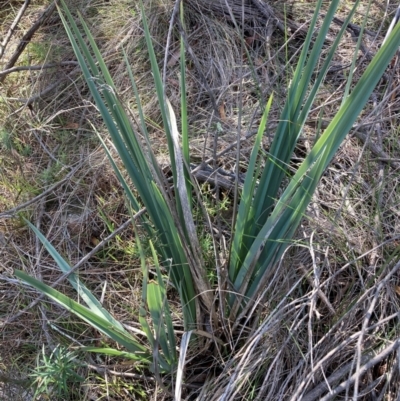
15 0 400 381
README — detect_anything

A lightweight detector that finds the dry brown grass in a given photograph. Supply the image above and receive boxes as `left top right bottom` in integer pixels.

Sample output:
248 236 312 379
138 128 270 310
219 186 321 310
1 0 400 400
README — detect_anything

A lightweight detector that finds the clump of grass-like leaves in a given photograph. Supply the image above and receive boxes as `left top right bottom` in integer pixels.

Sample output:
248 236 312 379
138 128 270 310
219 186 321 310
14 0 400 399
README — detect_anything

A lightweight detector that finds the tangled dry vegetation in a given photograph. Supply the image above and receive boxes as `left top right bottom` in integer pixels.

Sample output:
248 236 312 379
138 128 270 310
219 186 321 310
1 0 400 400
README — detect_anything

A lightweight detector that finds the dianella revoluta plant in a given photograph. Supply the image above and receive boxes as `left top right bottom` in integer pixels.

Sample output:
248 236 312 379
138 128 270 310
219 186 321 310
15 0 400 375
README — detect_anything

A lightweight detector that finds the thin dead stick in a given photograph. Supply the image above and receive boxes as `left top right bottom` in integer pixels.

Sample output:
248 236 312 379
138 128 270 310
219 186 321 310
0 1 57 83
331 16 377 37
162 0 181 87
0 208 146 328
0 61 78 78
354 275 381 399
0 0 31 59
298 264 335 316
301 354 371 401
317 339 400 401
354 129 400 170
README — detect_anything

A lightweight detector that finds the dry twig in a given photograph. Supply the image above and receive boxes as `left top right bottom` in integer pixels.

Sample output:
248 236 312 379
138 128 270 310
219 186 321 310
0 0 31 59
0 1 57 83
0 61 78 78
